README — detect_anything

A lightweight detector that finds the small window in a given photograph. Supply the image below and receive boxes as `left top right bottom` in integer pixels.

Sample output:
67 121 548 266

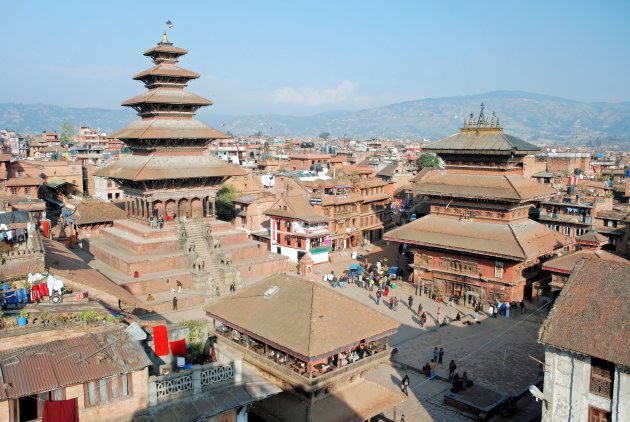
10 187 18 195
588 406 611 422
494 261 504 279
590 358 614 399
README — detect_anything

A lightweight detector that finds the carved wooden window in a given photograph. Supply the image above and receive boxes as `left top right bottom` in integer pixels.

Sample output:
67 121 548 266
588 406 611 422
590 358 614 399
494 261 504 279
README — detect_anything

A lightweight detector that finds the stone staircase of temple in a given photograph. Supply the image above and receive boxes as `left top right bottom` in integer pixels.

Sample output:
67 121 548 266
181 219 230 298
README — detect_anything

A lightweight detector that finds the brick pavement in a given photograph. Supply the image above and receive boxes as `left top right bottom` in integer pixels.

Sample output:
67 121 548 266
306 242 548 418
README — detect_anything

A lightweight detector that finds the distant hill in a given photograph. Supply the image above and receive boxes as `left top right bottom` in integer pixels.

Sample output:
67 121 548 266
3 91 630 145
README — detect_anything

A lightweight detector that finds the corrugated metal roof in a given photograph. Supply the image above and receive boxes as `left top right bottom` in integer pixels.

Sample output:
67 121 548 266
0 329 151 399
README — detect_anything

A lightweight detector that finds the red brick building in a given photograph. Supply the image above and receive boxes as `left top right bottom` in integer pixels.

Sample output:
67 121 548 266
385 107 572 304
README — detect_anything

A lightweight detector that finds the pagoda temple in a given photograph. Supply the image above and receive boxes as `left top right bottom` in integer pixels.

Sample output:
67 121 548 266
86 34 287 312
385 105 573 303
96 32 245 219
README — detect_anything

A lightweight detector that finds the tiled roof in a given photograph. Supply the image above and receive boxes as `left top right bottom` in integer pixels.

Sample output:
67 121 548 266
95 154 246 181
539 259 630 366
133 64 199 80
408 173 556 202
111 118 229 140
384 215 571 261
4 177 43 187
264 195 327 223
205 274 398 361
543 249 629 274
0 328 151 399
376 164 398 177
122 88 212 106
424 129 539 155
72 201 126 225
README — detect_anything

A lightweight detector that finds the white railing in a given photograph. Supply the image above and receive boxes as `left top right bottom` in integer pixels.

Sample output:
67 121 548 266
149 360 241 406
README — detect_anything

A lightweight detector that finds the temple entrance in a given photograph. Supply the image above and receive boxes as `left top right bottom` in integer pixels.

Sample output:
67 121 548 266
153 200 164 218
178 198 190 218
165 199 176 217
191 197 202 218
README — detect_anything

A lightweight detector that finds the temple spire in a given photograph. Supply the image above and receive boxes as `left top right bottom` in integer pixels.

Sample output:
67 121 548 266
160 31 172 46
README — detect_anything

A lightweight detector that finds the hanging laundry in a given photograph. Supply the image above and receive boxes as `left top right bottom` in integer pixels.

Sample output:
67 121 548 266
153 325 169 357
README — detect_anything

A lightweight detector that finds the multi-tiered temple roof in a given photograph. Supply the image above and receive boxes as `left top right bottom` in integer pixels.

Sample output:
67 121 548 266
96 33 245 219
97 32 243 184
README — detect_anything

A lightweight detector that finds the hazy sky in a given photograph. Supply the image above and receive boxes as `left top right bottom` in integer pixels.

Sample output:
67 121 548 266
4 0 630 115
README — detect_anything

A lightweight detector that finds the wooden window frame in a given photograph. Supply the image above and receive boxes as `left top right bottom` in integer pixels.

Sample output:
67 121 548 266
590 358 614 399
588 405 611 422
83 373 133 408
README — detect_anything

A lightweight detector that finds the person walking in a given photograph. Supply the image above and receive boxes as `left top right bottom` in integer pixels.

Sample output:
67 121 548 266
438 347 444 364
448 360 457 381
520 300 525 314
172 296 178 311
433 347 439 362
505 301 510 318
376 289 382 305
488 304 494 318
408 295 414 310
400 374 410 396
429 359 437 380
436 307 441 325
417 303 423 316
420 311 427 327
176 280 183 293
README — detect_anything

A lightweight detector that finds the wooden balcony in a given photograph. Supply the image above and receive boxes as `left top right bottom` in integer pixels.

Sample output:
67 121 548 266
215 331 388 393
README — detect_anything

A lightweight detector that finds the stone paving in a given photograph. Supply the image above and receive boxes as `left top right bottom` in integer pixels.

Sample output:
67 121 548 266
305 242 548 419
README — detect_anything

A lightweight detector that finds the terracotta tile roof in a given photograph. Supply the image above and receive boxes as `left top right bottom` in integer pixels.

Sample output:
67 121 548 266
409 173 556 202
358 179 387 189
539 259 630 366
205 274 399 361
289 153 331 160
4 176 44 187
0 154 10 162
94 154 246 181
111 118 229 140
575 230 608 244
408 168 444 183
72 201 126 226
133 64 199 80
543 249 629 274
384 215 571 261
143 44 187 56
259 380 405 422
264 195 328 223
0 328 151 399
122 88 212 106
424 129 539 155
376 164 398 177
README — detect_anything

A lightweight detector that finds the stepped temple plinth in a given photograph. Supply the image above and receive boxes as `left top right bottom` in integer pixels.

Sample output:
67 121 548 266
88 34 288 313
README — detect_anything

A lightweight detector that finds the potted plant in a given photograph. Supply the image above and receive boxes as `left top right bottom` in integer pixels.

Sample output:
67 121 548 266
17 309 30 326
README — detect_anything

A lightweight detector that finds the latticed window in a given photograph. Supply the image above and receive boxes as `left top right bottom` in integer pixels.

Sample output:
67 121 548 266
590 358 614 399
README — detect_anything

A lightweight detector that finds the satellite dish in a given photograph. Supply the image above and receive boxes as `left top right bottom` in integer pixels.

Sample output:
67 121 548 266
529 385 546 402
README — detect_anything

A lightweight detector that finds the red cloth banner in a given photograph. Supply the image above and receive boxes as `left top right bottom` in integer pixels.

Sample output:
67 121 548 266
169 339 187 357
42 398 78 422
153 325 169 357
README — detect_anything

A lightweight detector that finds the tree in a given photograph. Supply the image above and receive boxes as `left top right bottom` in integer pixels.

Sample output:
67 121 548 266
215 184 241 221
319 132 331 140
59 122 75 144
416 153 440 170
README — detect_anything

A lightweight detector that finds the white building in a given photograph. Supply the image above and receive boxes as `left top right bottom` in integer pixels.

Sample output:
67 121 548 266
538 258 630 422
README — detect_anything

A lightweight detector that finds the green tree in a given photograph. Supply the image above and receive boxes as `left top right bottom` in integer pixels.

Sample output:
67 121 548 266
416 153 440 170
215 184 241 221
319 132 331 140
59 122 75 144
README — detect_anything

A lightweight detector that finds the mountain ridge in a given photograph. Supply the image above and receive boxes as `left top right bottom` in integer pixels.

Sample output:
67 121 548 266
2 91 630 145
